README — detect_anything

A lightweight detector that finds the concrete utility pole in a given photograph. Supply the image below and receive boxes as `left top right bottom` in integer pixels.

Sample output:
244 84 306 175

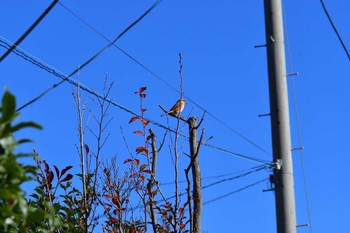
263 0 297 233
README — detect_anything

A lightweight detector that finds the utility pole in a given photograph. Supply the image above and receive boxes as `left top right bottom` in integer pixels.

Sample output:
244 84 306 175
263 0 297 233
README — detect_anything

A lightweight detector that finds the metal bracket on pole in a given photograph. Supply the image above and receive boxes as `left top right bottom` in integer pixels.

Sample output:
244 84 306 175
291 147 304 151
258 113 271 117
254 44 267 48
296 224 309 228
287 72 299 77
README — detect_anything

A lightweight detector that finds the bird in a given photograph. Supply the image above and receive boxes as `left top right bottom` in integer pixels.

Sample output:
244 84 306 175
161 99 186 116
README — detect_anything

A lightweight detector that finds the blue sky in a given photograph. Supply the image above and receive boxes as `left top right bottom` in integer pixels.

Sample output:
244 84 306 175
1 0 349 232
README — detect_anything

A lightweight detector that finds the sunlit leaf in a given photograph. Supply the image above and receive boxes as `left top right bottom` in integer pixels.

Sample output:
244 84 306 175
139 175 145 182
146 135 153 141
2 91 16 123
136 146 148 154
139 87 147 93
124 159 132 164
133 159 140 166
11 122 42 132
180 223 185 230
133 130 144 136
139 164 148 171
129 116 141 124
142 119 149 127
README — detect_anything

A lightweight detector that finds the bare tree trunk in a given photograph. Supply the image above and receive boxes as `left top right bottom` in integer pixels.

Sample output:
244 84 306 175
187 117 202 233
148 129 158 233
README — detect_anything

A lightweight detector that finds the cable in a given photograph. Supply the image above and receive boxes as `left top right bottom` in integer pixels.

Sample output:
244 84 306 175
203 178 268 205
1 35 270 167
161 164 266 186
0 35 270 166
16 0 162 111
57 1 271 156
142 167 267 208
0 0 59 62
282 2 313 232
203 143 270 165
320 0 350 60
201 165 266 190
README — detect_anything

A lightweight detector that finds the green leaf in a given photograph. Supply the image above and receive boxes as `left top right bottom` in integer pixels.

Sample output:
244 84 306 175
1 91 16 123
11 121 42 133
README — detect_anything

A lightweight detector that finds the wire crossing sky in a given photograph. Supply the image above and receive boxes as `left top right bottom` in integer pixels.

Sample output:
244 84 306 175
1 1 349 232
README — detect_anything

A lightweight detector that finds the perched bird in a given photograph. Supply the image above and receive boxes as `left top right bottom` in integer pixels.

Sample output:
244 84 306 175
161 99 186 116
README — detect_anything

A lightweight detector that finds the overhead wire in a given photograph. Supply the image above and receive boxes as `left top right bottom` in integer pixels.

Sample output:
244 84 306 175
133 164 268 209
319 0 350 60
14 0 162 111
203 178 268 206
56 1 271 156
282 1 313 232
0 0 59 62
161 164 267 186
0 35 270 166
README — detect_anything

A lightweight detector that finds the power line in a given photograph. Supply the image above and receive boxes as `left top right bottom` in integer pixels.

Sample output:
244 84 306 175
146 166 268 208
0 36 269 167
161 164 267 186
57 1 271 156
16 0 162 112
0 0 59 62
319 0 350 60
201 165 266 190
203 178 268 205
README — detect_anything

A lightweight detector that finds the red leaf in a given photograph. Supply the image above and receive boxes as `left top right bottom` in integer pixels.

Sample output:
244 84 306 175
134 130 144 136
133 159 140 166
43 160 50 173
61 165 73 177
129 116 141 124
136 146 148 154
53 165 60 178
141 108 147 113
139 175 145 182
47 171 54 184
140 93 146 98
124 159 132 164
61 174 73 182
84 143 90 154
146 135 153 141
112 197 121 207
180 223 185 230
142 119 149 127
139 87 147 93
151 189 159 198
179 207 184 214
104 195 112 199
129 173 138 178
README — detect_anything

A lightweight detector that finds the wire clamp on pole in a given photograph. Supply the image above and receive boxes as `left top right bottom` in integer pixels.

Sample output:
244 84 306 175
270 159 283 170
